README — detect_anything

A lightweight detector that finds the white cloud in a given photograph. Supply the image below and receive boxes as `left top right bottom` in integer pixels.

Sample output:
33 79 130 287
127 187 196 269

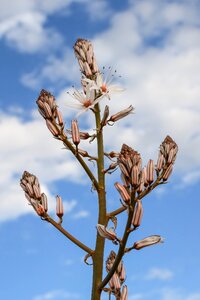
33 289 80 300
145 267 173 281
72 210 90 219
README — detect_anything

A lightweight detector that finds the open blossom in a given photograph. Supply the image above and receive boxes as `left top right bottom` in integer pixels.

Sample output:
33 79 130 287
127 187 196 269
83 71 124 100
66 84 103 116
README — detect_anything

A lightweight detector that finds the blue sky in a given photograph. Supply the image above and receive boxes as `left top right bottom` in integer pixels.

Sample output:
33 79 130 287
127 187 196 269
0 0 200 299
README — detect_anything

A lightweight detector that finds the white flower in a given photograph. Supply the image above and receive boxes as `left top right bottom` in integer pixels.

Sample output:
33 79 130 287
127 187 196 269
83 70 124 100
66 84 103 116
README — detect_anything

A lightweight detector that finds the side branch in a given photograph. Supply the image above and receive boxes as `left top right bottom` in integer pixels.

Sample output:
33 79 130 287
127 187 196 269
46 215 94 255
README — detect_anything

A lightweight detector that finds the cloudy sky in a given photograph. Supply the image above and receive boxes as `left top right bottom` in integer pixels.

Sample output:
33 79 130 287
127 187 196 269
0 0 200 299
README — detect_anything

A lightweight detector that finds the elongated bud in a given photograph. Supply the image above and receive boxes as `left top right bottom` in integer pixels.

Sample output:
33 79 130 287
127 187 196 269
132 200 143 227
120 285 128 300
163 164 173 181
35 203 45 216
119 262 126 283
96 224 117 243
101 105 109 127
108 105 134 123
46 119 59 136
56 195 64 218
133 235 164 250
106 250 116 272
114 182 130 205
146 159 154 184
109 273 121 291
131 165 139 187
56 109 64 127
71 120 80 146
156 153 164 172
41 193 48 212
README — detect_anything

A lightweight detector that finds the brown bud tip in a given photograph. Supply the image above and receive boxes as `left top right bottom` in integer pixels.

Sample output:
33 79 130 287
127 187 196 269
56 195 64 218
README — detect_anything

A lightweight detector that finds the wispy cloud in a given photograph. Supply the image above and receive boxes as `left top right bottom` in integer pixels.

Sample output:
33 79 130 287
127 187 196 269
145 267 173 281
33 289 80 300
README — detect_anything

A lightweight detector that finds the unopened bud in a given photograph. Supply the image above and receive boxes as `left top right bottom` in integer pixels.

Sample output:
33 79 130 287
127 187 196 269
71 120 80 146
120 285 128 300
146 159 154 184
108 105 134 123
133 235 164 250
131 165 139 187
162 164 173 181
41 193 48 212
46 120 59 136
56 109 64 127
114 182 130 205
96 224 117 243
56 195 64 218
119 262 126 283
156 153 164 172
132 200 143 228
35 204 45 216
109 273 121 291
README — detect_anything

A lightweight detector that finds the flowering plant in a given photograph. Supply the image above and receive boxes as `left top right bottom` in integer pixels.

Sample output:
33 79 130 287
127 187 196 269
20 38 178 300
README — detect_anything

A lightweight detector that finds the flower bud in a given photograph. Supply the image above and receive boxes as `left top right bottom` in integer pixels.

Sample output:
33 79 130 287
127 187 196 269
108 105 134 123
156 153 164 172
146 159 154 184
46 120 59 136
96 224 117 242
101 105 109 127
131 165 139 187
133 235 164 250
56 195 64 218
163 164 173 181
71 120 80 146
41 193 48 212
132 200 143 228
114 182 130 205
120 285 128 300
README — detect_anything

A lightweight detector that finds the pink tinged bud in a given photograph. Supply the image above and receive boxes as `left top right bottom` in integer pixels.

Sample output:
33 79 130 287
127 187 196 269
56 195 64 218
133 235 164 250
43 102 52 119
146 159 154 184
142 166 148 187
56 109 64 127
162 164 173 181
131 165 139 187
132 200 143 228
84 61 92 77
120 285 128 300
119 163 130 178
35 204 45 216
167 148 176 164
96 224 117 242
46 120 59 136
25 192 32 202
110 273 121 291
41 193 48 212
26 183 34 197
108 105 134 123
119 263 126 283
71 120 80 146
32 183 41 199
114 182 131 204
156 153 164 172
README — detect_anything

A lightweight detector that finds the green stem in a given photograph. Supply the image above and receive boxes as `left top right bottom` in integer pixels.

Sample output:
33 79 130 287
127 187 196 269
99 192 136 291
91 104 107 300
46 215 94 255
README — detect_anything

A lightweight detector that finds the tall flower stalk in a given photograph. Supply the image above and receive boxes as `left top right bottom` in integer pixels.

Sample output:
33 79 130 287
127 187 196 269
20 38 178 300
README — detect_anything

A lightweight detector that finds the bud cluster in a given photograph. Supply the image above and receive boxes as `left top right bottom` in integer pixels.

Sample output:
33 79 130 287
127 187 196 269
36 89 64 137
20 171 47 217
106 251 127 299
73 38 99 79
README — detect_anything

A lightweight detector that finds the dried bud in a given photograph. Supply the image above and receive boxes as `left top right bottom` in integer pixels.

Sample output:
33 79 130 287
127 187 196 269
108 105 134 123
96 224 117 243
114 182 131 205
101 105 109 127
133 235 164 250
106 250 116 272
56 195 64 218
120 285 128 300
132 200 143 228
74 39 99 78
71 120 80 146
146 159 154 184
162 164 173 181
